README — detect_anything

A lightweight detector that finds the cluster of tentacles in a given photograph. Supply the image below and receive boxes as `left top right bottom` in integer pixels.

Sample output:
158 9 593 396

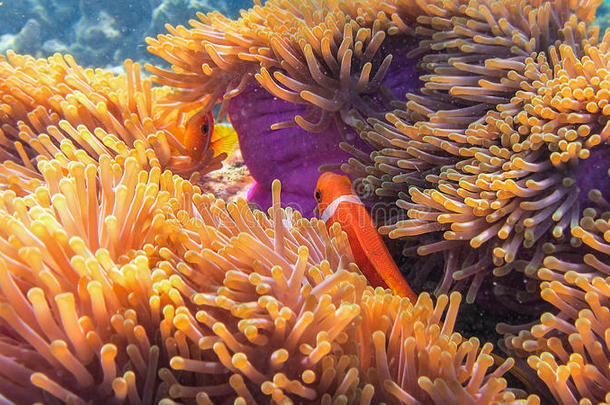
367 6 610 310
145 0 609 308
499 246 610 404
0 51 226 190
0 21 544 404
143 0 610 402
0 146 537 403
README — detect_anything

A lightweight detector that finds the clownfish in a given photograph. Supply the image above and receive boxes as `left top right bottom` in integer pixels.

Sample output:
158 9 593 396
183 109 238 159
315 172 417 302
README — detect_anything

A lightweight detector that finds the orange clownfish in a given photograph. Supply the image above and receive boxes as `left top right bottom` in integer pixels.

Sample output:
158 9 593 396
315 172 417 302
183 109 239 160
184 109 215 159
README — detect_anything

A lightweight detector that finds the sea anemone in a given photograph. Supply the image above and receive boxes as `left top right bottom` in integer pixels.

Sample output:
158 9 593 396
354 289 540 405
0 52 225 182
498 209 610 404
126 173 537 403
500 254 610 403
1 0 608 402
363 1 609 305
0 142 534 403
145 0 425 214
0 154 170 403
154 180 370 402
144 0 607 308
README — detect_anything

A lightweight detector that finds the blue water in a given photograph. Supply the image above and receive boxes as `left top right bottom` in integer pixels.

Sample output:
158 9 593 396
0 0 254 67
597 0 610 30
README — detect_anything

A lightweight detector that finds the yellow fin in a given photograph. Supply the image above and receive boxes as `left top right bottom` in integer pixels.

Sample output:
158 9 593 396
210 124 239 157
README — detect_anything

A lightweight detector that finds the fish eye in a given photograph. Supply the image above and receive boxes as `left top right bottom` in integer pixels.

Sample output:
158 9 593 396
315 190 321 202
200 123 209 133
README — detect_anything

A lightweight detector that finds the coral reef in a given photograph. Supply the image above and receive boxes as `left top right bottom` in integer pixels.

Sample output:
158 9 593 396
0 0 253 67
594 0 610 33
197 147 253 202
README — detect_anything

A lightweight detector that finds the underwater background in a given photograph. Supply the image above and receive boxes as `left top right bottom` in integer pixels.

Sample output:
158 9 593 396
0 0 254 67
0 0 610 404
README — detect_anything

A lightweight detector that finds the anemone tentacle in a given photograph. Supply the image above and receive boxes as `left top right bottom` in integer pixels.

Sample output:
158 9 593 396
0 52 225 182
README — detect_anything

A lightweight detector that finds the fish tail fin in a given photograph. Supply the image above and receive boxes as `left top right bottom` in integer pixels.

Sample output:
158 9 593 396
211 124 239 157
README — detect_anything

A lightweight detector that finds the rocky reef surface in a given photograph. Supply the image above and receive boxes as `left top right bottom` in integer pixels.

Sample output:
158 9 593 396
198 148 253 203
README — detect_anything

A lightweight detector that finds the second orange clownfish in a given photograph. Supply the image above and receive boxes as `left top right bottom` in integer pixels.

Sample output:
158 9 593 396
315 172 417 302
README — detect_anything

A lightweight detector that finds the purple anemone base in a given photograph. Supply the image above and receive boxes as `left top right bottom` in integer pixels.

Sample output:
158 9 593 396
576 143 610 208
227 35 421 217
227 82 362 217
